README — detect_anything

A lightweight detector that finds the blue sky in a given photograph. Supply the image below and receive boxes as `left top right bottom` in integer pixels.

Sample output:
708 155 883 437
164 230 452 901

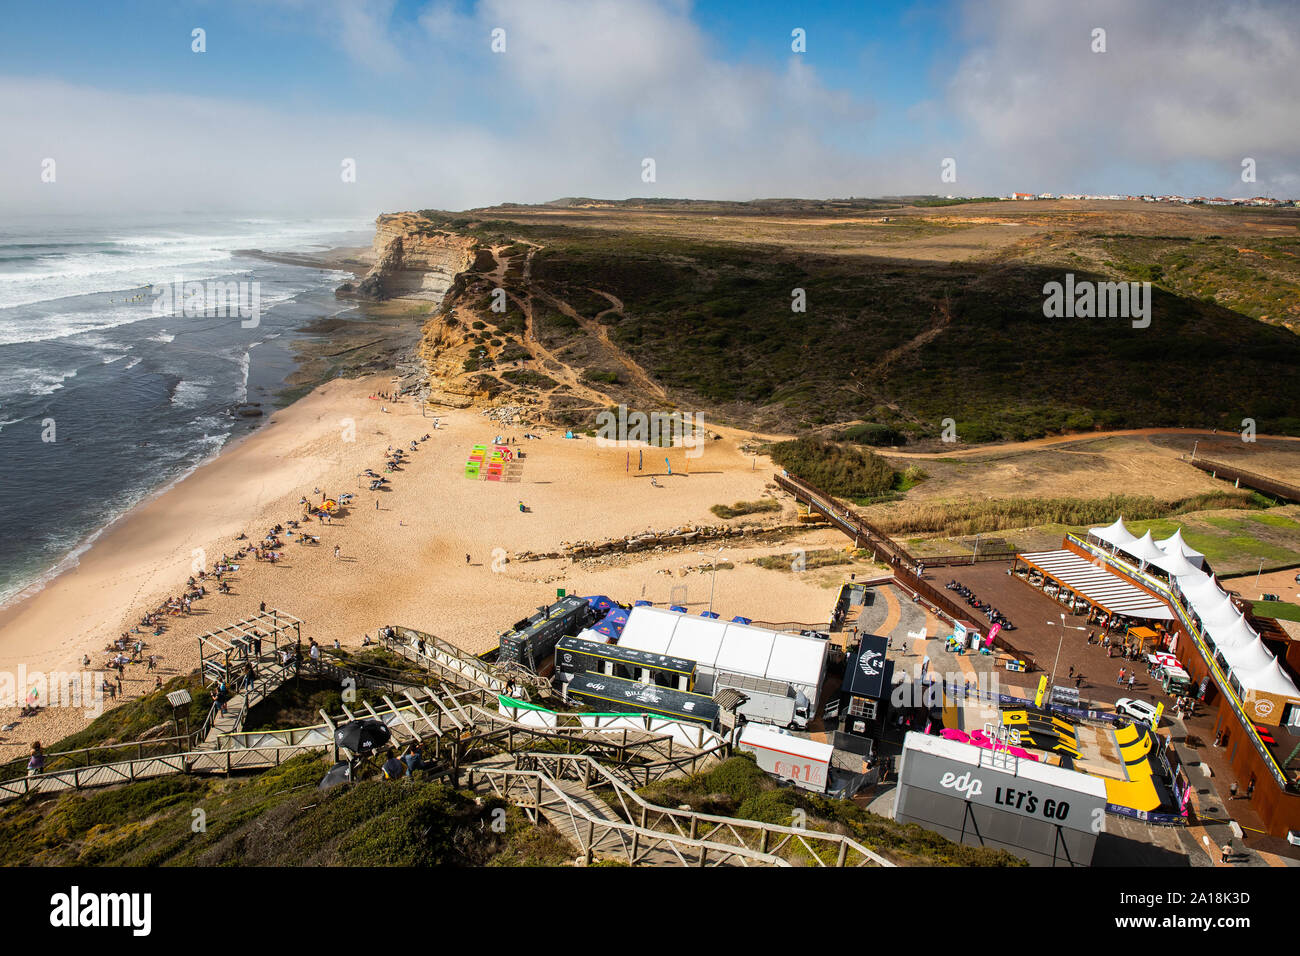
0 0 1296 215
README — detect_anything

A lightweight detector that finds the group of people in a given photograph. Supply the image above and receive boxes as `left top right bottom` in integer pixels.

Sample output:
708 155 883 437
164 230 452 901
944 580 1014 630
381 741 428 779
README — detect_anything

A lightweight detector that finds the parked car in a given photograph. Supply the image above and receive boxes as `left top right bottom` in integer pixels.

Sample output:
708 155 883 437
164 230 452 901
1115 697 1159 726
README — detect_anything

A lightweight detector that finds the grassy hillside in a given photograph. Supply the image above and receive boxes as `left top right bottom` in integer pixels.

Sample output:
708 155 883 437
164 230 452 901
0 753 574 866
416 204 1300 441
635 754 1026 867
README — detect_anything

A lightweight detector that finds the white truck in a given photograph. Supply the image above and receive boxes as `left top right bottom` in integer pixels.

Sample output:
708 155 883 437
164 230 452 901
737 723 833 792
718 670 810 729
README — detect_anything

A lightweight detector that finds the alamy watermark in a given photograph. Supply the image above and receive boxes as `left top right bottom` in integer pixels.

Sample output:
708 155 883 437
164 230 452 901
595 404 707 458
1042 273 1150 328
151 274 261 328
1 666 105 718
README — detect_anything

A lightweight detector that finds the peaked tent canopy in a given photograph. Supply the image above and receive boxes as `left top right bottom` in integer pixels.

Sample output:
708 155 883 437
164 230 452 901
1123 531 1170 567
1090 517 1138 549
1220 635 1275 675
1152 546 1202 578
1238 658 1300 698
1157 528 1206 567
1206 614 1260 651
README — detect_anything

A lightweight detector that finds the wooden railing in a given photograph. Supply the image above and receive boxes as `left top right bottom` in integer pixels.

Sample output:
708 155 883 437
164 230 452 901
1186 457 1300 504
469 751 893 867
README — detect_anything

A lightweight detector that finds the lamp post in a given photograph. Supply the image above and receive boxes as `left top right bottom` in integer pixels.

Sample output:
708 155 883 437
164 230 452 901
697 547 724 615
1046 614 1088 703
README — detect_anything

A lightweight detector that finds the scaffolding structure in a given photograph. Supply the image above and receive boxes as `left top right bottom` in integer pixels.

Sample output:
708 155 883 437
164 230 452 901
197 609 302 688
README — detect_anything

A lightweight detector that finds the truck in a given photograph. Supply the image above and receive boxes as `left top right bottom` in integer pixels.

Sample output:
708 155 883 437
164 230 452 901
735 691 811 730
737 723 832 792
1159 664 1193 696
717 669 810 729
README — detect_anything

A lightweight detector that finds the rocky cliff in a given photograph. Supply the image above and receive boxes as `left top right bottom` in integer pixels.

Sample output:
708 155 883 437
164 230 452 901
355 212 477 301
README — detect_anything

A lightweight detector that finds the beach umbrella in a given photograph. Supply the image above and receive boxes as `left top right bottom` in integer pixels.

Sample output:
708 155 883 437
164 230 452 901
335 719 391 755
730 616 752 625
319 760 353 790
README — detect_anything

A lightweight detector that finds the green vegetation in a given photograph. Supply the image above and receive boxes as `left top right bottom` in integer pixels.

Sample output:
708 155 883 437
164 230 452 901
0 753 575 867
501 369 558 389
582 368 621 385
766 438 897 499
710 498 781 519
838 422 908 446
873 490 1264 537
0 672 212 782
418 206 1300 440
636 755 1024 867
1251 600 1300 622
752 549 852 572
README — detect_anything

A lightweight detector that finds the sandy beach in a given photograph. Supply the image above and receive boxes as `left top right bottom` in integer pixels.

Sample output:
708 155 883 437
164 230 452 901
0 373 855 757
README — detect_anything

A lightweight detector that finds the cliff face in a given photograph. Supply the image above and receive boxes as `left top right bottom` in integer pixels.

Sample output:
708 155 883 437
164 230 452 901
356 213 477 301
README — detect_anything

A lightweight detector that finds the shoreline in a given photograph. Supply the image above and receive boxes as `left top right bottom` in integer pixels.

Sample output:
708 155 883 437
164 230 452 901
0 363 847 758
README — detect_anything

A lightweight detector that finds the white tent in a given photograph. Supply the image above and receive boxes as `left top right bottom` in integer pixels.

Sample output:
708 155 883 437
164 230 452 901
1090 517 1137 549
1178 572 1223 608
1192 591 1238 625
1157 528 1206 568
1220 635 1275 675
1122 531 1169 568
1238 658 1300 698
1206 614 1259 651
1152 545 1202 578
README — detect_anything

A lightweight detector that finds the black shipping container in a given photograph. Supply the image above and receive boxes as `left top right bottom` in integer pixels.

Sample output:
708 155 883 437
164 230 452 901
555 635 697 690
565 671 719 727
497 595 595 670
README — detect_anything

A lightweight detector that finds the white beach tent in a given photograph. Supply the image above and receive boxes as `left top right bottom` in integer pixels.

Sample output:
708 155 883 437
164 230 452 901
666 614 727 670
1157 528 1206 569
1090 517 1137 549
1124 530 1171 568
1219 635 1275 675
1178 572 1223 608
1237 658 1300 697
1173 568 1210 605
616 606 681 655
1152 545 1202 578
1206 614 1259 651
1192 590 1238 625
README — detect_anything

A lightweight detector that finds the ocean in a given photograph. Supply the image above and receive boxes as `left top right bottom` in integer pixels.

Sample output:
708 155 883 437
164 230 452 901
0 215 375 608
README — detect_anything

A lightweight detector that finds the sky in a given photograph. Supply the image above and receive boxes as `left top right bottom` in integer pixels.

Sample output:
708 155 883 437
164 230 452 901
1 0 1297 217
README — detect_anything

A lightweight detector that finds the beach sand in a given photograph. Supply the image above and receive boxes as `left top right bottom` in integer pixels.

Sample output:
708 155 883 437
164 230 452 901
0 374 857 757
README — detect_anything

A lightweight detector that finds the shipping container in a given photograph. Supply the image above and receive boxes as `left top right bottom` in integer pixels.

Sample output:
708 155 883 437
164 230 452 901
555 635 697 691
564 671 719 727
497 595 596 670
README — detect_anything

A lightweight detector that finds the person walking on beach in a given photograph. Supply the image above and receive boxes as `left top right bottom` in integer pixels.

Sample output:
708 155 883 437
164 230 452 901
334 545 341 559
309 639 321 672
466 554 470 565
1229 781 1239 799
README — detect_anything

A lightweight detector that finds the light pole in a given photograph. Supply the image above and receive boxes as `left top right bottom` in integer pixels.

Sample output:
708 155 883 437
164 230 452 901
1255 558 1265 589
697 547 724 615
1191 440 1198 461
1046 614 1088 703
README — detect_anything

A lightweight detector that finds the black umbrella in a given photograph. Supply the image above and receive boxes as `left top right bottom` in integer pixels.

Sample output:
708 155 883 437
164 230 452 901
335 719 391 754
319 760 353 790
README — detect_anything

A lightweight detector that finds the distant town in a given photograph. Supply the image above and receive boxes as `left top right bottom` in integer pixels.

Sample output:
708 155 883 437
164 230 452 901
1002 192 1296 207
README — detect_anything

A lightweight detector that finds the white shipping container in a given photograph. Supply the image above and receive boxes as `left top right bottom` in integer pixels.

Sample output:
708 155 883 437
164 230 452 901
737 723 833 792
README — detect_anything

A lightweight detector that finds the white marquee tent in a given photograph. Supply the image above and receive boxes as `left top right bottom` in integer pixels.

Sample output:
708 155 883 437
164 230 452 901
1156 528 1206 569
1238 658 1300 698
1090 517 1138 550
